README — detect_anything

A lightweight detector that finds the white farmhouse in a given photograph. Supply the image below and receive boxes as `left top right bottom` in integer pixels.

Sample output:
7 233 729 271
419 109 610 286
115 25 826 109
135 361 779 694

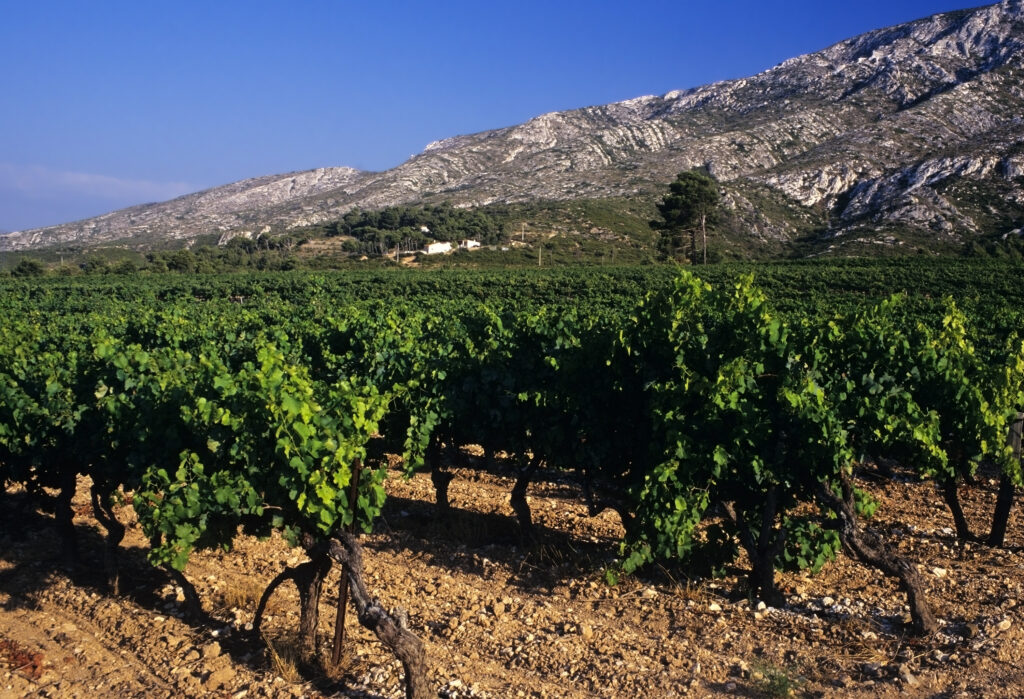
423 241 453 255
459 239 481 250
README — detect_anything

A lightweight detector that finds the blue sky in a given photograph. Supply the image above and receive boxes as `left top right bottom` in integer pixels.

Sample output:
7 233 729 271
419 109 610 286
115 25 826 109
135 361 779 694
0 0 973 232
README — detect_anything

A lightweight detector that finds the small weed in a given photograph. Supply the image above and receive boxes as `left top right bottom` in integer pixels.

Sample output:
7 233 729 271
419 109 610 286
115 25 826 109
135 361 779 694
753 661 804 698
602 567 620 586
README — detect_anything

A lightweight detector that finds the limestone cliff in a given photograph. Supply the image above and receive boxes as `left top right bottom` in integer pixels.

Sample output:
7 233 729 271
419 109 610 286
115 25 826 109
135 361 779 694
4 1 1023 253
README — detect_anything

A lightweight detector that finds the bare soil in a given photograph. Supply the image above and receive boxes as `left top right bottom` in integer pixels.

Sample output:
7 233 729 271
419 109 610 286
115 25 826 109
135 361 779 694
1 459 1022 698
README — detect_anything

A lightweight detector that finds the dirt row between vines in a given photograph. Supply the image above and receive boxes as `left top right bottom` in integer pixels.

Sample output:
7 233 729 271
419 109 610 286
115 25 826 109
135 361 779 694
1 460 1023 698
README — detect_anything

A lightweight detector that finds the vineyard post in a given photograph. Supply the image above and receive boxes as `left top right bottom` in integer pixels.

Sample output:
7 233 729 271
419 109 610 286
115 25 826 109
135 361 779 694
331 457 363 666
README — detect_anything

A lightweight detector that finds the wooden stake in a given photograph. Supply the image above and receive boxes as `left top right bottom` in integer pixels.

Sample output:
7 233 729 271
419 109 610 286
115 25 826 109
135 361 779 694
328 532 432 698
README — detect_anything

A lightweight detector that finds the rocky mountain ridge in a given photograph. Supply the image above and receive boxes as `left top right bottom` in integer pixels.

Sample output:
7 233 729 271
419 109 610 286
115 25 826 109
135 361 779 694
4 0 1024 254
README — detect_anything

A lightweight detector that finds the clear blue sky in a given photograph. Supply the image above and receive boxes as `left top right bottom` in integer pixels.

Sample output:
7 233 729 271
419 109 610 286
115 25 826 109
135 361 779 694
0 0 974 232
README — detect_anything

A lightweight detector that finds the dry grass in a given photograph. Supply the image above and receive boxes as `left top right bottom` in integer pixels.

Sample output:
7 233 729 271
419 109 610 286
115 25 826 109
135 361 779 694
833 614 892 663
262 631 303 684
670 578 714 605
212 577 267 612
320 644 359 682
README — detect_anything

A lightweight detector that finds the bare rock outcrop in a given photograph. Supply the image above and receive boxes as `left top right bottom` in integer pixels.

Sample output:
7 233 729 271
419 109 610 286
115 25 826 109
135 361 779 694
5 1 1023 253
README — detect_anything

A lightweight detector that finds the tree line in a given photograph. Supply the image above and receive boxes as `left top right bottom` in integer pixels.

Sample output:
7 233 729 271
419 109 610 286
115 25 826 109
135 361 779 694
310 203 506 254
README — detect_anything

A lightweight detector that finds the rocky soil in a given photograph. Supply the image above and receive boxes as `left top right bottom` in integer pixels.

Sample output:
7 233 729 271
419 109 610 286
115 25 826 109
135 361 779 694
1 458 1023 698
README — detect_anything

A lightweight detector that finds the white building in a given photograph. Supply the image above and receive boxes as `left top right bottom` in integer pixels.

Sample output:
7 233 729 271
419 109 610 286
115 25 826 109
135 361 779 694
459 239 481 250
423 241 453 255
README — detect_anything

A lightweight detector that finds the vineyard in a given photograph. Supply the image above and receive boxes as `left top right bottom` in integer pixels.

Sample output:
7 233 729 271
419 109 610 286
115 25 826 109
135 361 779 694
1 259 1023 697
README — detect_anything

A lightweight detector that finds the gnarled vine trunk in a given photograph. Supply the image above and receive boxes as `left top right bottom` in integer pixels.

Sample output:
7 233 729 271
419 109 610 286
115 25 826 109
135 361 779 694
253 540 333 658
90 483 125 595
327 532 431 699
940 477 975 541
722 487 787 607
510 454 541 542
988 413 1022 548
818 475 937 635
988 474 1018 547
426 434 456 516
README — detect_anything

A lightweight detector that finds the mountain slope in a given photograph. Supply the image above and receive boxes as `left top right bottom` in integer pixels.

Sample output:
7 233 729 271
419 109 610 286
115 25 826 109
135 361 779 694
5 0 1024 254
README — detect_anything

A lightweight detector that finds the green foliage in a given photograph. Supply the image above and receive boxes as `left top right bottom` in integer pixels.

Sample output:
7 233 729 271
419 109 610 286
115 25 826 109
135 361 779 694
314 203 505 250
0 318 88 493
655 170 721 231
616 271 853 600
125 333 389 570
752 661 804 698
1 259 1022 610
653 170 721 263
817 294 1024 495
778 517 840 574
140 237 305 274
11 258 46 277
